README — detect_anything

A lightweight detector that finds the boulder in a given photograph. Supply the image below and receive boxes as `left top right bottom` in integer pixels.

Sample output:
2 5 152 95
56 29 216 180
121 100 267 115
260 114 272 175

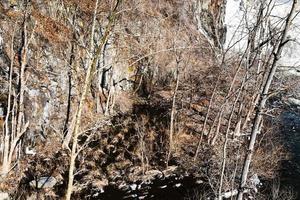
288 97 300 106
0 192 9 200
29 176 57 189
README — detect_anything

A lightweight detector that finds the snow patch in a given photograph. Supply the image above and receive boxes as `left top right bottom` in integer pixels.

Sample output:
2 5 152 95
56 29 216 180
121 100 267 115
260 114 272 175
130 183 137 191
175 183 181 187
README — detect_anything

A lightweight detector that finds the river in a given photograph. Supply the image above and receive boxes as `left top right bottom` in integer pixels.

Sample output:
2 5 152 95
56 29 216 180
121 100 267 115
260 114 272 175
280 110 300 199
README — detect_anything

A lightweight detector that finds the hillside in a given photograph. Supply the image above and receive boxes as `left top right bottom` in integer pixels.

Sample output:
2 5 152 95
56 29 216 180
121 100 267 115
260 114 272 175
0 0 299 199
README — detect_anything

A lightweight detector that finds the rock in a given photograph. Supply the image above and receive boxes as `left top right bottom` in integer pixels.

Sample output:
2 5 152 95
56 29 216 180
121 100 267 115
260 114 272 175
25 146 36 156
29 177 57 189
0 34 3 50
175 183 181 187
249 174 260 186
248 174 260 193
219 189 238 199
144 170 163 181
163 166 178 177
196 0 227 48
196 179 204 184
233 119 242 136
288 97 300 106
0 192 9 200
128 166 143 182
159 185 167 189
129 183 138 191
114 159 131 169
0 102 4 117
118 181 129 191
92 179 108 193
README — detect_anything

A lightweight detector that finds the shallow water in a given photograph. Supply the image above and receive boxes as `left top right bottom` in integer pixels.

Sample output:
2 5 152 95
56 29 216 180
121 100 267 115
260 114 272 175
88 176 205 200
280 111 300 199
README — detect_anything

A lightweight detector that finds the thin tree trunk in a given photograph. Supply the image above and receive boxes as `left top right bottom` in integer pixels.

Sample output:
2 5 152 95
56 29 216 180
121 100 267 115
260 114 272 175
2 10 35 175
104 76 114 116
237 1 298 199
230 145 241 200
167 58 180 166
63 13 77 136
209 50 248 146
1 25 16 175
15 13 28 154
65 1 121 199
218 72 246 199
194 74 220 161
63 45 75 137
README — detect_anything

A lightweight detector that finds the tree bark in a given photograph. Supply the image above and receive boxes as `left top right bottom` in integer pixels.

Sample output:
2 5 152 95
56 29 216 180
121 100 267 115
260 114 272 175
65 1 122 199
218 72 246 199
2 9 35 175
237 1 298 199
167 58 180 166
1 24 16 176
195 0 227 48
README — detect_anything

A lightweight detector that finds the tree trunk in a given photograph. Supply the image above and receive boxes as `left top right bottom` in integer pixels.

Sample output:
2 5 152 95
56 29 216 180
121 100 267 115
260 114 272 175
1 9 34 175
1 24 16 176
195 0 227 48
237 1 298 199
167 57 180 166
65 1 122 199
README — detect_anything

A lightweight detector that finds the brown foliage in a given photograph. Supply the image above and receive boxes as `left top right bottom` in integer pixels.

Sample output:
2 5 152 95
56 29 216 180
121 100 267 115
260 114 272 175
32 10 71 45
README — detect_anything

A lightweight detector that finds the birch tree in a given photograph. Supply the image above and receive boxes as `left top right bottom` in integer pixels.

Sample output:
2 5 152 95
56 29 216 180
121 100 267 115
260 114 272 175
1 4 35 176
237 1 298 199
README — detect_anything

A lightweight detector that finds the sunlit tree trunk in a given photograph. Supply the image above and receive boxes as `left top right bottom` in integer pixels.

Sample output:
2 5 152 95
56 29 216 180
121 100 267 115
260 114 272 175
65 1 122 199
1 7 35 175
167 57 180 166
237 1 298 199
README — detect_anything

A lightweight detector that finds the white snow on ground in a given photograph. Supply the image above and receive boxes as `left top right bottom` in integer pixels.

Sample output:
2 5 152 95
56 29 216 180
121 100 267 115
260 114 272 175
225 0 300 76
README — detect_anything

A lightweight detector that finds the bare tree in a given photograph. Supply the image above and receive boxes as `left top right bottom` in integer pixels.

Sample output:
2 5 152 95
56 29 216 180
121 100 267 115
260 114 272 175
65 1 122 199
167 53 181 166
1 5 35 176
237 1 298 199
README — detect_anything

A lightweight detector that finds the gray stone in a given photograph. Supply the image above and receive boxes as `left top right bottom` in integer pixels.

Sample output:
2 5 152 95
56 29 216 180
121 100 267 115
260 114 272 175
0 106 4 117
0 192 9 200
143 170 163 181
0 34 3 50
288 97 300 106
29 177 57 189
163 166 178 177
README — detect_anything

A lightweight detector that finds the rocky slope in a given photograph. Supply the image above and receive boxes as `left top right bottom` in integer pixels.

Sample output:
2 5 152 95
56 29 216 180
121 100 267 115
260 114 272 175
0 0 294 199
